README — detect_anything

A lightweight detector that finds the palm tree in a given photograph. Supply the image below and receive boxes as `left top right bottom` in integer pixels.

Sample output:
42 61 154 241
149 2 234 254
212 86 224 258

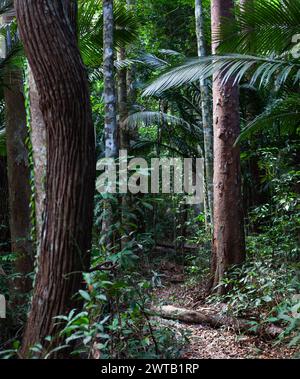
143 0 300 292
143 0 300 140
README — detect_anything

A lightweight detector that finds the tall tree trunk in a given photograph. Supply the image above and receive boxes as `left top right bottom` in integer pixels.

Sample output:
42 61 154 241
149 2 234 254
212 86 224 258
15 0 96 356
102 0 118 244
195 0 213 230
28 0 78 252
4 72 33 299
210 0 245 294
103 0 118 159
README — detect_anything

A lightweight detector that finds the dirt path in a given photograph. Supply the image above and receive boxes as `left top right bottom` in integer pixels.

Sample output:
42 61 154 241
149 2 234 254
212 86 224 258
153 283 298 359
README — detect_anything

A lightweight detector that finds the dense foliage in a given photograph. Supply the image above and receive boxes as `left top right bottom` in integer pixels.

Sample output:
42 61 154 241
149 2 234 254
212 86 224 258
0 0 299 360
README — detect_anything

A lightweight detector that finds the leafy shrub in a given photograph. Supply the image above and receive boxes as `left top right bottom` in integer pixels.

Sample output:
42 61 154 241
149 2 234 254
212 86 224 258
53 268 188 359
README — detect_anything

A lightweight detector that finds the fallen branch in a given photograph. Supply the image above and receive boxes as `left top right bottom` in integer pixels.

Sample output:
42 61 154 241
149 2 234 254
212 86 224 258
152 305 283 339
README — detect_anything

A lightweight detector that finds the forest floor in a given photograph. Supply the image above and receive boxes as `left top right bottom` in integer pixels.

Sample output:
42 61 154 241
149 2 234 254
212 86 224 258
152 263 299 359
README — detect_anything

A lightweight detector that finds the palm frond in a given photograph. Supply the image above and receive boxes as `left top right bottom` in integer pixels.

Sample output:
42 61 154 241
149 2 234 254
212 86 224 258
143 54 300 96
126 111 199 134
131 138 199 158
78 0 138 68
217 0 300 55
115 53 169 71
0 0 13 17
236 94 300 144
158 49 184 57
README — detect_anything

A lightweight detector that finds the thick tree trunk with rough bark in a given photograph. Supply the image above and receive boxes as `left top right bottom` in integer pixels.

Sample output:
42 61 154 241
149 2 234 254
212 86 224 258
195 0 213 229
4 73 33 298
15 0 96 356
210 0 245 294
28 1 77 252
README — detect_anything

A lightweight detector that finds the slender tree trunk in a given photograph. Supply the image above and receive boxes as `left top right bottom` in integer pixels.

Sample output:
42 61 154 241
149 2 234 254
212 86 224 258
28 67 46 252
195 0 213 229
102 0 118 244
4 72 33 298
210 0 245 294
103 0 118 159
15 0 96 356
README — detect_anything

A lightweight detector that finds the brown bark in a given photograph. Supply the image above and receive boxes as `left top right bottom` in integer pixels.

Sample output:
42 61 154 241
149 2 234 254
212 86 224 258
15 0 96 356
4 73 33 298
29 1 78 251
210 0 245 294
62 0 78 36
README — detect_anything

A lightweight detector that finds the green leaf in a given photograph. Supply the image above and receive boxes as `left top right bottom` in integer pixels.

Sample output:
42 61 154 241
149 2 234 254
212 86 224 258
79 290 91 302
